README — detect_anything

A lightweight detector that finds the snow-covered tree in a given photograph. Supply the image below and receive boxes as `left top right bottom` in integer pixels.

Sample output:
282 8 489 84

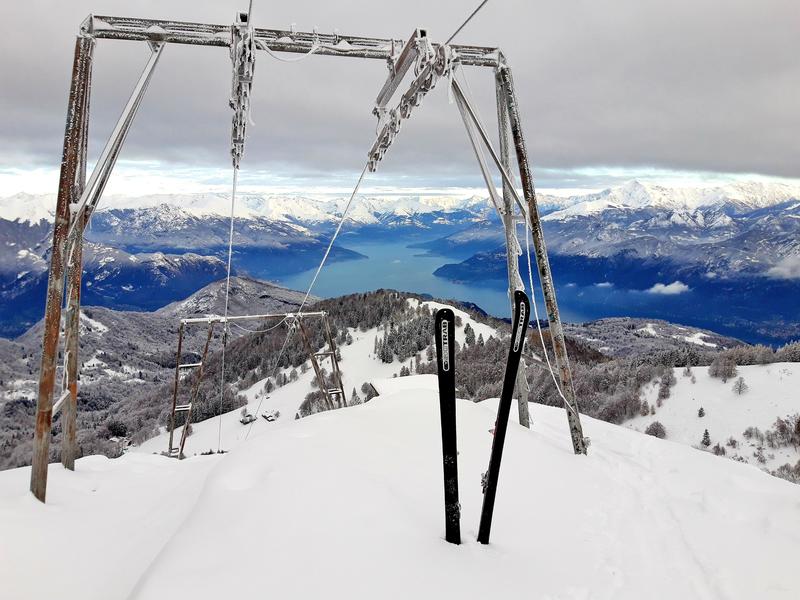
709 356 737 382
350 387 361 405
464 323 476 346
698 407 705 418
732 377 748 395
360 381 377 401
701 429 711 447
645 421 667 439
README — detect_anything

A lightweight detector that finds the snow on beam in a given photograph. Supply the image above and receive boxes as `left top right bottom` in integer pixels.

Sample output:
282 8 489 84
179 311 328 325
374 29 426 111
85 15 500 66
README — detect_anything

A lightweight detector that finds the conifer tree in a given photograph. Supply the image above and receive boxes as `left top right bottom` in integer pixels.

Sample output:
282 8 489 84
698 407 705 418
701 429 711 447
464 323 476 346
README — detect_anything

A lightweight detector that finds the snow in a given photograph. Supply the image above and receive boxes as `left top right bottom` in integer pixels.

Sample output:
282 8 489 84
417 299 496 345
0 453 219 600
637 322 659 337
680 332 717 348
2 386 799 600
137 300 497 458
543 179 800 221
628 363 800 471
0 192 55 223
79 312 108 334
135 320 429 457
372 374 438 396
4 180 798 229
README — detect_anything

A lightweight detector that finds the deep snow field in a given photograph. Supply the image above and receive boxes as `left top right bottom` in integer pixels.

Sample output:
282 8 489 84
2 301 799 599
2 377 799 599
628 363 800 471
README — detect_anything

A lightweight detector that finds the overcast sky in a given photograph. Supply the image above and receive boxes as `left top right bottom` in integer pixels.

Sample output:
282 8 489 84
0 0 798 196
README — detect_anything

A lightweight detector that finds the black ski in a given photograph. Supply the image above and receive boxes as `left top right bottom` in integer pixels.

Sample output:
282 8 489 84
477 290 531 544
435 307 460 545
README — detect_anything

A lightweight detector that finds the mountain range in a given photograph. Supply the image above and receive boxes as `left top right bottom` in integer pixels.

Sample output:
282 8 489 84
2 179 799 342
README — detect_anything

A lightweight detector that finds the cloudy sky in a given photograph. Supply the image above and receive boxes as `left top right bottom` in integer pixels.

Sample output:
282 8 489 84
0 0 797 196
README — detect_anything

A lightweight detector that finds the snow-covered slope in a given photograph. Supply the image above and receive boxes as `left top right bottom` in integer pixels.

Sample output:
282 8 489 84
135 298 493 457
5 181 798 226
545 180 800 219
0 192 497 226
2 382 799 600
627 363 800 473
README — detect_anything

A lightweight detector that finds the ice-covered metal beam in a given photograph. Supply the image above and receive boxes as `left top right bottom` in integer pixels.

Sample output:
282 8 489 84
84 15 500 67
180 311 327 325
374 29 426 111
66 42 164 241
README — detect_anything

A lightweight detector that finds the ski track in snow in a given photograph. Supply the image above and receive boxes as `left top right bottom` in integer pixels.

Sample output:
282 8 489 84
3 302 799 599
2 387 799 599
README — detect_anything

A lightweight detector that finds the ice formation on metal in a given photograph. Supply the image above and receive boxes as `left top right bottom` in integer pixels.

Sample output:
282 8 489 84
230 11 256 169
368 40 460 172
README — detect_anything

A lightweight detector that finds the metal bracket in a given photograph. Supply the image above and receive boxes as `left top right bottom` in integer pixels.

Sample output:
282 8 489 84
374 29 426 114
367 41 459 172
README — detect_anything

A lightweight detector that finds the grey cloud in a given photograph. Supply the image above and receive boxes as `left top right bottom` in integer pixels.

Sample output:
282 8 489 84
0 0 798 188
767 255 800 280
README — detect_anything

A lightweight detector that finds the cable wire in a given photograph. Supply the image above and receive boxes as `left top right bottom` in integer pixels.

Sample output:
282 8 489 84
244 160 370 439
446 0 491 45
217 168 238 452
229 317 289 334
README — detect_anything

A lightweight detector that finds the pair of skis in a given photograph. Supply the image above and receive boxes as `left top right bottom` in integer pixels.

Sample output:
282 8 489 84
434 290 531 546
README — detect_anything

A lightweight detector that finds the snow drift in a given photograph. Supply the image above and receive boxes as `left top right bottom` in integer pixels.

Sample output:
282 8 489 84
2 377 799 600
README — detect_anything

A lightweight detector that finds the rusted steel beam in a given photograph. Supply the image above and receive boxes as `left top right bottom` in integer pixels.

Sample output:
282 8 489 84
61 45 93 470
30 35 94 502
498 65 587 455
177 323 215 459
298 321 333 411
85 15 500 67
167 322 185 455
61 233 84 470
323 319 345 408
494 70 531 429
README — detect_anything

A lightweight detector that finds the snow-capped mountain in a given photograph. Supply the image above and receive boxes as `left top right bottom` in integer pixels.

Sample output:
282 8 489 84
544 179 800 219
0 191 498 226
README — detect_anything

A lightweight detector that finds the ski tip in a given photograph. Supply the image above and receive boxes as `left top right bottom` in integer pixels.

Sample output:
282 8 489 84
513 289 530 307
435 307 455 322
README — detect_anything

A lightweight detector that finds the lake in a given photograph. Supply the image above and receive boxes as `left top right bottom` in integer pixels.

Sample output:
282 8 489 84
275 238 588 322
273 238 793 345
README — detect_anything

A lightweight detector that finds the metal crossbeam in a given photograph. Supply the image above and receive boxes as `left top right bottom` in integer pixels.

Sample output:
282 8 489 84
84 15 500 66
180 311 327 325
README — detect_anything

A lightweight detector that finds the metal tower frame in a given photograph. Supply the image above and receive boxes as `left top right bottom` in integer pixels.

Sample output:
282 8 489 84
30 13 586 503
166 310 342 460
